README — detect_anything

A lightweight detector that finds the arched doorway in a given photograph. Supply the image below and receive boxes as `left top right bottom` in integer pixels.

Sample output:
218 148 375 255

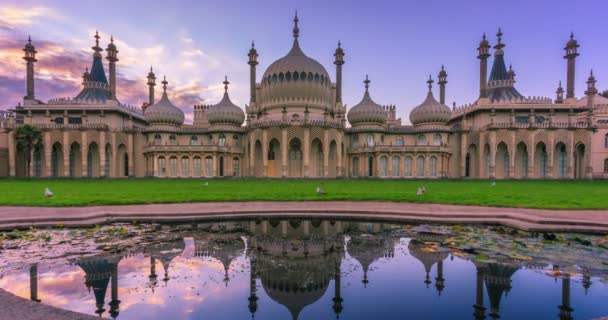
554 142 567 178
117 144 128 177
392 156 400 177
169 156 178 177
416 156 425 177
15 145 26 177
495 142 509 179
310 138 323 177
328 140 337 178
405 156 412 176
205 156 213 177
158 156 166 177
87 142 100 177
367 156 374 177
535 142 548 178
254 140 263 177
104 144 112 177
193 156 202 177
288 139 303 177
69 142 81 178
574 143 586 179
267 138 280 177
219 156 224 177
232 157 240 177
379 156 388 177
465 144 478 178
429 156 437 177
51 143 63 177
33 145 43 178
352 157 359 177
515 142 528 179
484 144 491 178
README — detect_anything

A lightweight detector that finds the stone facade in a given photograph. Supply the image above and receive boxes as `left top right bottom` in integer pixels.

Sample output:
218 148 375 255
1 20 608 179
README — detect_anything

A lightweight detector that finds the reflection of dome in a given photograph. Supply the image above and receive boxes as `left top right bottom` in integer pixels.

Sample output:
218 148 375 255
144 238 185 282
408 239 449 286
347 232 395 287
409 78 451 126
478 262 519 319
347 76 387 126
144 77 185 126
194 232 245 285
258 14 333 114
207 77 245 126
76 254 122 317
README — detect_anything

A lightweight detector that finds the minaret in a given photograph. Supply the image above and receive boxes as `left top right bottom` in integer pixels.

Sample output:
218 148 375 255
558 274 573 320
334 41 345 103
438 65 447 105
477 33 491 99
556 81 564 104
248 41 258 104
22 36 37 100
435 260 445 295
109 263 120 319
82 68 90 85
248 257 258 318
585 70 597 109
473 266 486 320
106 35 119 99
332 261 343 318
30 263 41 302
564 33 579 100
508 64 515 81
147 67 156 105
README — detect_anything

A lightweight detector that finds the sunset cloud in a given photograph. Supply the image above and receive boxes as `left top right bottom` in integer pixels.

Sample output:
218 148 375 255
0 6 56 29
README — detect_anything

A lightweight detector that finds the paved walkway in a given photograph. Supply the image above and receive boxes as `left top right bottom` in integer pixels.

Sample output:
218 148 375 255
0 289 102 320
1 201 607 233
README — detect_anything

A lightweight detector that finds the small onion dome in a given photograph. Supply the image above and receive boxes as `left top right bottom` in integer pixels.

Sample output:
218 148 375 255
347 75 386 125
566 32 578 48
479 33 490 48
409 76 451 126
207 77 245 126
107 35 117 50
144 76 185 126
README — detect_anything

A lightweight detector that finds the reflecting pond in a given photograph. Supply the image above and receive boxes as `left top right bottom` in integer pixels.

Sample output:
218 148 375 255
0 220 607 319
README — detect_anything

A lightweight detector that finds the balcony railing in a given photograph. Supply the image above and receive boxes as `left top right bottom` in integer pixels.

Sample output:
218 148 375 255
481 121 590 130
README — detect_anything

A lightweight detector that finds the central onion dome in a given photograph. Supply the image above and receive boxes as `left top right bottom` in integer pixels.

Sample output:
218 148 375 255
144 76 185 126
409 76 451 126
258 13 332 113
207 77 245 126
347 75 387 126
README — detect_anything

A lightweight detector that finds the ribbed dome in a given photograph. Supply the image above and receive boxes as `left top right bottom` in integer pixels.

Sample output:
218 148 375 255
145 91 185 126
262 40 330 81
409 80 451 126
208 79 245 126
347 77 386 126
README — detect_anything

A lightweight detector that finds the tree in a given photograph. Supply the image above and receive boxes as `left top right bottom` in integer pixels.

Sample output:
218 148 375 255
15 124 43 177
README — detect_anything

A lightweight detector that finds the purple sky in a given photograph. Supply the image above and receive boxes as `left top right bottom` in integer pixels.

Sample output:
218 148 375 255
1 0 606 123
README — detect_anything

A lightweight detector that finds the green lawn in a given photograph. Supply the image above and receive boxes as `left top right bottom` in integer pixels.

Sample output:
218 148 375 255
0 178 606 209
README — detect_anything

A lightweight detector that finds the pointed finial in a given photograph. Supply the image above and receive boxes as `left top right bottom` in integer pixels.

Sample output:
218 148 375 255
590 69 594 77
363 75 370 92
94 30 100 46
509 63 512 71
338 40 341 48
427 74 434 92
223 76 230 93
293 11 300 39
251 41 255 48
441 64 444 71
110 35 114 43
570 32 574 40
28 35 31 44
150 66 153 72
482 32 486 41
162 75 168 93
559 80 562 87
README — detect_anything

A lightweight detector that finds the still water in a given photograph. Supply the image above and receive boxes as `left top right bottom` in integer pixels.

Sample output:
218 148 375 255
0 220 607 320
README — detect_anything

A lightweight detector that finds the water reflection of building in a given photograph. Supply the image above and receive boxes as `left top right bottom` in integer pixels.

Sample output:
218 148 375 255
473 262 520 320
346 222 396 288
247 219 345 320
76 254 122 318
144 237 186 290
408 239 449 294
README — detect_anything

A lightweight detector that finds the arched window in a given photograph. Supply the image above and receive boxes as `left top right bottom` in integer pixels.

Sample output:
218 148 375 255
233 135 240 146
417 156 425 176
352 135 360 147
272 74 277 83
366 134 374 147
293 71 299 81
193 156 201 176
154 134 161 145
169 135 177 145
218 134 226 147
395 136 403 146
307 72 313 81
417 135 426 146
233 158 240 176
208 135 213 145
605 134 608 148
314 73 319 82
430 156 437 177
352 157 359 177
205 156 213 177
182 157 190 177
392 156 400 177
169 156 178 177
190 135 199 145
558 145 567 177
300 71 306 81
405 156 412 176
279 72 284 82
104 144 111 177
433 134 442 146
286 72 291 81
604 159 608 173
379 156 388 177
320 75 325 85
158 157 166 177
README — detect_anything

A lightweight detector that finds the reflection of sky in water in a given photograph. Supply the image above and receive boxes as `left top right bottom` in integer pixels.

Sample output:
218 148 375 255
0 222 607 320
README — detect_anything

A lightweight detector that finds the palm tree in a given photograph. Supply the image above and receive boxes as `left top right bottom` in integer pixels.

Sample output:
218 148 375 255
15 124 43 177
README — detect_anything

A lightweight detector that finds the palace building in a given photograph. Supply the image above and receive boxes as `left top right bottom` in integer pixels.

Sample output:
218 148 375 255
1 14 607 179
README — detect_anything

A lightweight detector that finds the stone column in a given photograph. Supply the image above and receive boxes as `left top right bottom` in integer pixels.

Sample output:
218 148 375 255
153 154 158 177
281 128 288 177
509 132 516 178
460 133 467 177
249 132 255 176
44 131 51 177
567 132 574 178
303 128 310 177
400 155 406 178
479 134 486 178
189 155 194 178
547 133 555 178
212 154 218 177
99 131 106 177
81 131 88 177
336 134 343 177
489 132 496 178
262 129 268 177
177 154 183 177
111 132 118 178
127 133 134 177
62 130 69 177
30 264 40 302
8 130 15 177
323 129 329 177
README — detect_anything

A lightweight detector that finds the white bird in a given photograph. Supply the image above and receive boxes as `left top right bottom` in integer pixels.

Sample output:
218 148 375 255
44 187 53 197
316 185 327 195
491 181 496 187
416 187 424 196
202 182 209 187
421 186 426 193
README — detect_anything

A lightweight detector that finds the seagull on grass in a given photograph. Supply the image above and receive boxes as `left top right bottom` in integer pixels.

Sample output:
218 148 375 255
491 181 496 187
316 185 327 195
416 187 424 196
202 182 209 187
44 187 53 197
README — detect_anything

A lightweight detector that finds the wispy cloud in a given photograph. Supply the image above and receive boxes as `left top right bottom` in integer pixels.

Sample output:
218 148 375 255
0 6 57 29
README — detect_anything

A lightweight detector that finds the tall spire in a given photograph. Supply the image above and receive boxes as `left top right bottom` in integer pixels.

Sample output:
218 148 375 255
293 11 299 39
